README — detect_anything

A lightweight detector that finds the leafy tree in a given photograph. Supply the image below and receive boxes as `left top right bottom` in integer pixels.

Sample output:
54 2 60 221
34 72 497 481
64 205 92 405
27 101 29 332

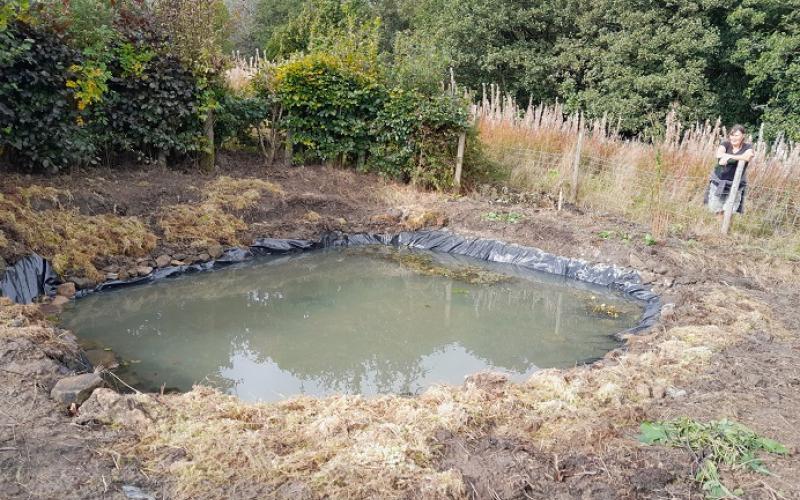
559 0 721 134
724 0 800 140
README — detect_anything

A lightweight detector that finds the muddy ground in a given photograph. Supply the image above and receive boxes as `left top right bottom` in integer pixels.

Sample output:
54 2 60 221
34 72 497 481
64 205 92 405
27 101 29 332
1 152 799 499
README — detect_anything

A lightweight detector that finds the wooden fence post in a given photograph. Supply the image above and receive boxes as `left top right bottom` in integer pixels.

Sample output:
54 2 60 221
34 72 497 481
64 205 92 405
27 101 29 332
721 160 746 234
284 130 293 167
570 128 584 203
199 110 215 172
454 131 466 190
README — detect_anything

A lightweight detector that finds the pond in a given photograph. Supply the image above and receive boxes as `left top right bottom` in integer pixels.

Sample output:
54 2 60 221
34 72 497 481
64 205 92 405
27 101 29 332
60 246 642 401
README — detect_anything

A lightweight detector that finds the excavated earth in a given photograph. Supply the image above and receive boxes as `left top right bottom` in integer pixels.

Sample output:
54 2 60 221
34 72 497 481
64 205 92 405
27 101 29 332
1 152 799 499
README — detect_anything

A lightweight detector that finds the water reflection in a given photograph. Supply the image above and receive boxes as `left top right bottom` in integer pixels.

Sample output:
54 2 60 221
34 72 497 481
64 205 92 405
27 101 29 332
60 247 640 401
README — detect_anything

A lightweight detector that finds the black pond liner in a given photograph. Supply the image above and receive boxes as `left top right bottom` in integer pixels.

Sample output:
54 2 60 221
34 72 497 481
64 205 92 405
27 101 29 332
1 230 660 339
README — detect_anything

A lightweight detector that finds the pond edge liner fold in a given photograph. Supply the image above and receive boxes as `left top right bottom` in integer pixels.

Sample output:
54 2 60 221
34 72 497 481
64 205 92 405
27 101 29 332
1 230 660 338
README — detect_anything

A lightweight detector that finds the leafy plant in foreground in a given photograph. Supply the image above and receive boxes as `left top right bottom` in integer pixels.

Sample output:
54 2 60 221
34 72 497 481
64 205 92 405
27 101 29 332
639 418 788 499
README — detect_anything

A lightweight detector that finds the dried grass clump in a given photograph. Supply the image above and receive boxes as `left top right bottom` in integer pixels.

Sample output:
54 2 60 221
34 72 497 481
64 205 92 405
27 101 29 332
0 298 81 356
204 176 284 211
158 204 247 247
17 185 68 206
158 177 283 247
0 189 156 280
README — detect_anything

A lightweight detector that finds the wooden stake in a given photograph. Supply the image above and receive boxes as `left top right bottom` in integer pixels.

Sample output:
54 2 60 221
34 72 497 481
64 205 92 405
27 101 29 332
199 110 215 172
570 128 584 203
721 160 746 234
454 131 466 190
284 130 293 167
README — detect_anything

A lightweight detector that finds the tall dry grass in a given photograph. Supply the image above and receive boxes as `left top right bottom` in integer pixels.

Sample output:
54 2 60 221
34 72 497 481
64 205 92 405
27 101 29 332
474 87 800 251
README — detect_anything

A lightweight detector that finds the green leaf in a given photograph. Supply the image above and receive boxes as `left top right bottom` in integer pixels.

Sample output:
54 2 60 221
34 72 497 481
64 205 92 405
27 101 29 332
638 421 669 444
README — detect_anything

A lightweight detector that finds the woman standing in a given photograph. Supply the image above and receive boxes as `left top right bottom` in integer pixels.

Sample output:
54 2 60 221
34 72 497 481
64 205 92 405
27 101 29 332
705 124 755 217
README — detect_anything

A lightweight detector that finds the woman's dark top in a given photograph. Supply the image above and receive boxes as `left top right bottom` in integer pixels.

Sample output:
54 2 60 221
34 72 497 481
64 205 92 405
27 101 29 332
715 140 753 184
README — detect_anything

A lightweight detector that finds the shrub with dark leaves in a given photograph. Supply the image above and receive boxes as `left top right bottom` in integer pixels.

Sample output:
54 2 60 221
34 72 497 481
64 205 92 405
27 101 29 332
0 21 95 171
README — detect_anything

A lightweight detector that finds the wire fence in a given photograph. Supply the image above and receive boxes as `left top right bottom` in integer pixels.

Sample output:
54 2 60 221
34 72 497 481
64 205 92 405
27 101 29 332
490 146 800 239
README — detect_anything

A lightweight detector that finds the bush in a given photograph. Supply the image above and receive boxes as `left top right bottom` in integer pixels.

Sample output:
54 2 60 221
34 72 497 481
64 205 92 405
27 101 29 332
90 49 205 162
274 52 384 163
214 89 271 149
368 89 468 189
0 21 95 171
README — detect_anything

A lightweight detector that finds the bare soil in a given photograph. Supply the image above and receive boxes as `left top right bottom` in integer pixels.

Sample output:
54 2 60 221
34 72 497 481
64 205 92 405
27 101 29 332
1 152 799 499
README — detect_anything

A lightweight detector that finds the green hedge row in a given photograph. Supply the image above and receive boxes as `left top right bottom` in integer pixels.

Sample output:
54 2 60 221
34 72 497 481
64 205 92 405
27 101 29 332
0 8 475 189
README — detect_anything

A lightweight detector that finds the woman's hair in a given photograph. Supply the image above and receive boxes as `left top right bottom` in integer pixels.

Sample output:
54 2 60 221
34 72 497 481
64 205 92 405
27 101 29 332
730 124 746 135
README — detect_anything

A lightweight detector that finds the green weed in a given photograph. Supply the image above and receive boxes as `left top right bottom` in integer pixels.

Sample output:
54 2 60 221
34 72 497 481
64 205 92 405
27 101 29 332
639 418 788 499
484 211 524 224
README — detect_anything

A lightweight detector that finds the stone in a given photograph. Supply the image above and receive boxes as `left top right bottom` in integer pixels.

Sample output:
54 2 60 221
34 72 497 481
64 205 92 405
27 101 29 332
464 371 509 394
173 253 187 261
661 303 676 320
51 295 70 307
155 254 172 268
370 210 402 224
57 282 76 298
207 244 224 259
106 272 119 281
69 276 95 290
122 485 156 500
85 349 119 370
198 253 211 262
50 373 104 406
0 256 6 274
639 272 657 284
170 260 185 267
76 388 151 429
666 386 687 398
136 266 153 277
654 263 669 275
628 253 646 269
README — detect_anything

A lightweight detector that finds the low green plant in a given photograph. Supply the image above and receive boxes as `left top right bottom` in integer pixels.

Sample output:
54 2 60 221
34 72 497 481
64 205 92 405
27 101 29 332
598 229 631 242
484 211 524 224
639 418 788 499
643 233 657 246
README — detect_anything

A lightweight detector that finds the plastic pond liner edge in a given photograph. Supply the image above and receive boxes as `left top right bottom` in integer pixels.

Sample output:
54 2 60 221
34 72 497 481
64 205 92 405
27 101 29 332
0 229 660 339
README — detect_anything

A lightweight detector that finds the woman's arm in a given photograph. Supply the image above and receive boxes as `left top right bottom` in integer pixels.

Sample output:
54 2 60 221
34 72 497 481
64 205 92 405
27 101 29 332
716 145 730 165
730 148 755 162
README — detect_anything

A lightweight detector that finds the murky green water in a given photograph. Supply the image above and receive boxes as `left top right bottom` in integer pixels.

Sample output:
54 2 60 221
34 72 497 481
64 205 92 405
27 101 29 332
60 247 641 401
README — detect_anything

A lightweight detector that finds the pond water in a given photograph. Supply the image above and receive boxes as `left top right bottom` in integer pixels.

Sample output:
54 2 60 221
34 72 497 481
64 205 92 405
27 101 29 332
60 246 642 401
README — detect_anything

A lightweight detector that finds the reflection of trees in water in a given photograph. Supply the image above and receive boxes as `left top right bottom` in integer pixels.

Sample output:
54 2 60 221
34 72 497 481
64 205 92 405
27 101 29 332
61 247 637 396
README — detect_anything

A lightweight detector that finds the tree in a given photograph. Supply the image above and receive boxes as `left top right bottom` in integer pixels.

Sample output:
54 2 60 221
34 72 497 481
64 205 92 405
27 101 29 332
724 0 800 140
